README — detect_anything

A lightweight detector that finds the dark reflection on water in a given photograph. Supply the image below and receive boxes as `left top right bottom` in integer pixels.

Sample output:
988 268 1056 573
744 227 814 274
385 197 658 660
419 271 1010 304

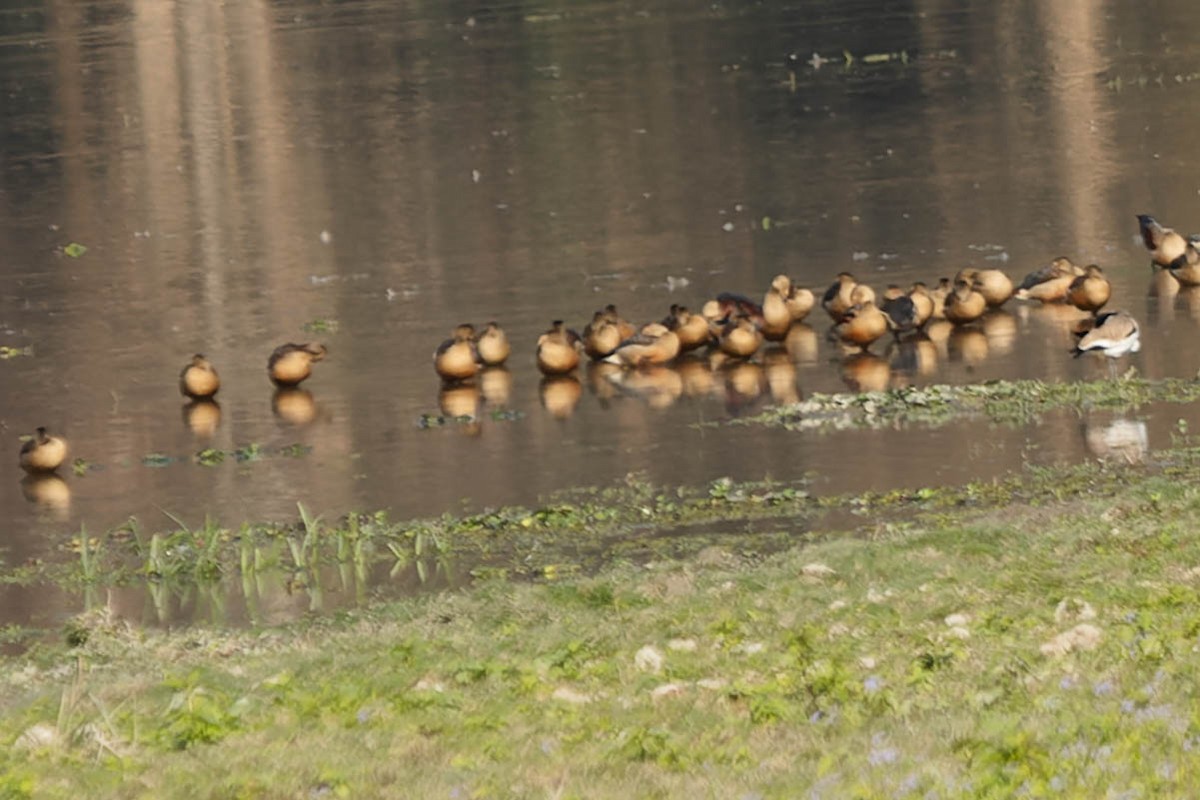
4 0 1200 627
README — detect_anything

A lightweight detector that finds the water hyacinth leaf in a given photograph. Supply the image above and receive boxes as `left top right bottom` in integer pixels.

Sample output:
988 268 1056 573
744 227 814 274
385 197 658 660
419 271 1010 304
63 242 88 258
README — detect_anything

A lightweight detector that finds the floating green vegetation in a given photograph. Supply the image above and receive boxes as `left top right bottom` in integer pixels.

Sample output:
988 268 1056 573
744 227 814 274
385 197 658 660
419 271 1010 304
233 443 263 463
278 443 312 458
141 453 174 468
301 318 339 334
417 412 476 428
0 345 32 359
194 448 225 467
488 408 524 422
61 242 87 258
71 458 93 477
736 376 1200 432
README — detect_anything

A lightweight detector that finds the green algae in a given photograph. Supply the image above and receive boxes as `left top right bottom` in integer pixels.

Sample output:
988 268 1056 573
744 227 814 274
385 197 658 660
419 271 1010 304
735 376 1200 432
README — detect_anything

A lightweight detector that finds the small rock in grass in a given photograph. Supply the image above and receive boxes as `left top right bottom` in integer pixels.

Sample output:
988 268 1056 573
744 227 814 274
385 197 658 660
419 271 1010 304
15 723 58 751
944 612 971 627
858 656 877 669
667 638 698 652
802 562 836 578
1041 624 1103 657
651 683 685 700
696 678 727 691
551 687 592 705
635 645 664 673
948 626 971 640
1054 598 1097 623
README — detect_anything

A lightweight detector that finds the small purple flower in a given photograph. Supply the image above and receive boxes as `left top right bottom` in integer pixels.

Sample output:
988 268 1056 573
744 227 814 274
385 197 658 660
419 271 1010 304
864 675 883 694
1093 680 1114 696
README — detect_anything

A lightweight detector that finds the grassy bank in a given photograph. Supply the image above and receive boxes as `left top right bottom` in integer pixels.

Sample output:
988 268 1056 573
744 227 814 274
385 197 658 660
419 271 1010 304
6 451 1200 797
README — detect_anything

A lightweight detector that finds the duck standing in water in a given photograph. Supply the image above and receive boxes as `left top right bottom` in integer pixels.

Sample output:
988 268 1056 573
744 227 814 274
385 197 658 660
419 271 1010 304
19 427 68 474
822 273 874 322
943 279 988 325
1066 264 1111 314
962 268 1014 308
880 286 920 338
662 304 712 353
268 342 327 387
1137 214 1200 271
582 309 623 360
474 322 510 367
834 289 889 351
179 354 220 399
536 320 582 375
606 323 681 367
1014 257 1081 303
717 314 764 359
434 324 479 382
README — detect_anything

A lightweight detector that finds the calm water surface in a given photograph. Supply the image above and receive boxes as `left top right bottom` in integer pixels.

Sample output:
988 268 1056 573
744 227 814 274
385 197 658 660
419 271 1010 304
4 0 1200 627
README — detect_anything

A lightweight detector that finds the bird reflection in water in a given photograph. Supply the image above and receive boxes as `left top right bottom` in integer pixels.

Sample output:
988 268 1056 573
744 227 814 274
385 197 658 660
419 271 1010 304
439 384 482 436
1083 416 1148 464
585 361 622 404
948 327 989 367
182 400 221 439
539 376 582 419
605 365 683 410
21 473 71 519
719 361 766 415
763 349 801 405
676 357 716 398
840 352 892 393
478 367 512 407
272 388 319 426
981 310 1017 356
886 336 938 379
783 323 819 366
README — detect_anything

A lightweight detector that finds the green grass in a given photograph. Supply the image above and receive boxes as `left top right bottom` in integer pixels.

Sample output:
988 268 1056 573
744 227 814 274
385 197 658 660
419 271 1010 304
7 455 1200 795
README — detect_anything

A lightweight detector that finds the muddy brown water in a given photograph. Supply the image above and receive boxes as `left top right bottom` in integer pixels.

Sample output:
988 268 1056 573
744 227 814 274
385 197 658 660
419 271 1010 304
4 1 1200 628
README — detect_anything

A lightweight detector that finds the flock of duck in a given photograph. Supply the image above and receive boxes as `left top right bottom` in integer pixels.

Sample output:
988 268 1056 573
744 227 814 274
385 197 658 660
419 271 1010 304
429 215 1165 384
16 214 1188 479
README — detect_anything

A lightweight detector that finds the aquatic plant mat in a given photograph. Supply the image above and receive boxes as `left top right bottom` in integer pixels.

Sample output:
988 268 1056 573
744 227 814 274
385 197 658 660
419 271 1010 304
735 375 1200 431
9 447 1200 796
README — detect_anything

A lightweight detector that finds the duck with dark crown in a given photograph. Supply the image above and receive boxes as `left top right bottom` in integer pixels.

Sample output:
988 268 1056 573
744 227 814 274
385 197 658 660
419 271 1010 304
19 427 68 474
179 354 220 399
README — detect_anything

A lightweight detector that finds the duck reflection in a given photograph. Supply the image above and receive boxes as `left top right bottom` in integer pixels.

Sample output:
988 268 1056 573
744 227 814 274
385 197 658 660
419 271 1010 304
948 327 989 367
272 388 318 426
676 357 716 398
606 366 683 410
1147 267 1180 323
182 399 221 439
1177 285 1200 320
887 336 938 378
783 323 819 366
720 362 766 415
540 376 582 419
439 384 482 436
20 474 71 519
981 310 1017 356
763 350 800 405
439 384 481 420
586 361 622 403
1083 416 1148 464
478 366 512 407
840 352 892 392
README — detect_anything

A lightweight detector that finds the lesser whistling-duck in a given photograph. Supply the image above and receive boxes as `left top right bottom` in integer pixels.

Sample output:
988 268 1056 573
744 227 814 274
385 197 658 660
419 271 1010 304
433 324 479 382
1014 257 1082 303
606 323 681 367
268 342 327 387
475 322 511 367
536 320 582 376
1066 264 1111 314
179 354 220 399
943 279 988 325
19 427 68 474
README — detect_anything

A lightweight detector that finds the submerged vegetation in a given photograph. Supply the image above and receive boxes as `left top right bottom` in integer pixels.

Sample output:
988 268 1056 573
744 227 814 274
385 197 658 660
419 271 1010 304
736 375 1200 432
7 447 1200 795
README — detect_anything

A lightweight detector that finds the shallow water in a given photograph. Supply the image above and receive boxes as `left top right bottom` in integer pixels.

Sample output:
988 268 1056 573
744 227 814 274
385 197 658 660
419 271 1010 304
4 0 1200 628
